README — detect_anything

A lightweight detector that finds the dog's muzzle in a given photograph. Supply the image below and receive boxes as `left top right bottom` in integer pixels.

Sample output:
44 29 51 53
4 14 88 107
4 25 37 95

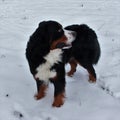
56 42 67 48
56 30 76 49
64 29 76 44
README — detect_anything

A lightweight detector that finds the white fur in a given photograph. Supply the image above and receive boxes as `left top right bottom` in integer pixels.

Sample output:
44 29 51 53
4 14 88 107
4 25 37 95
35 49 63 83
64 30 76 44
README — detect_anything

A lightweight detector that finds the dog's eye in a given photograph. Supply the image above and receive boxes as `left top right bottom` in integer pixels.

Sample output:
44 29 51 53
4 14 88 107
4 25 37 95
58 29 62 32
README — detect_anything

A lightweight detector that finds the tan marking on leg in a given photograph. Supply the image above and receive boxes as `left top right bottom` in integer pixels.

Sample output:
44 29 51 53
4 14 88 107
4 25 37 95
34 84 48 100
88 72 96 83
67 58 77 77
52 92 65 107
77 62 96 83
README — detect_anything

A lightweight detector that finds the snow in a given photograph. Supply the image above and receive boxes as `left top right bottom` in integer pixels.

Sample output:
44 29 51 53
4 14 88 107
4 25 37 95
0 0 120 120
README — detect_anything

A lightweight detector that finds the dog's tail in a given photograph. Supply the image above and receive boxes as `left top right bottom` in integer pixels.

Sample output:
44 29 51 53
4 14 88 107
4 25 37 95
93 39 101 64
79 24 101 65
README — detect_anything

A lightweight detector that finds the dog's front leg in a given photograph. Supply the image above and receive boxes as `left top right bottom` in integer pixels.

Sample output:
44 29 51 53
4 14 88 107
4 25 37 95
51 64 66 107
34 80 48 100
52 80 65 107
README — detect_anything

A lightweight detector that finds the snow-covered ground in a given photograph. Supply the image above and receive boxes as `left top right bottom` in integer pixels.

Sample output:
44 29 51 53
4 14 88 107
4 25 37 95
0 0 120 120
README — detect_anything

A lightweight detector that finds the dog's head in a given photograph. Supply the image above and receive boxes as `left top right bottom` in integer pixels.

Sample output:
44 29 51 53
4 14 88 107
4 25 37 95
28 21 76 81
38 20 76 50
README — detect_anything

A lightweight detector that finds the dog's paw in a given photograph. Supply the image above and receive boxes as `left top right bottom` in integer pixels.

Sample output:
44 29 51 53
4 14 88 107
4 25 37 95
67 69 76 77
34 93 45 100
52 93 65 107
34 84 48 100
88 74 96 83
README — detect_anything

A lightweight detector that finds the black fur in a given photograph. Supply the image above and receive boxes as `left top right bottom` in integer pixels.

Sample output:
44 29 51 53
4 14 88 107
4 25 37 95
64 24 101 80
26 21 101 107
26 21 66 101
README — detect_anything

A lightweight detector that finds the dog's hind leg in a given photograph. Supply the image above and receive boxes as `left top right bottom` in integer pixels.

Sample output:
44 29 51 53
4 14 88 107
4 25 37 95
67 58 77 77
34 80 48 100
83 64 96 83
77 62 96 83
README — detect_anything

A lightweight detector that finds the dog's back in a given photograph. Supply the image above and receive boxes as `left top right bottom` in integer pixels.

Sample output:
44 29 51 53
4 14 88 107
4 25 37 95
65 24 101 82
65 24 101 65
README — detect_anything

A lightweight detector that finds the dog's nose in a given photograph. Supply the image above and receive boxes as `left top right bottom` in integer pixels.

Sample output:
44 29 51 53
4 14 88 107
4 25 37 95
56 43 66 48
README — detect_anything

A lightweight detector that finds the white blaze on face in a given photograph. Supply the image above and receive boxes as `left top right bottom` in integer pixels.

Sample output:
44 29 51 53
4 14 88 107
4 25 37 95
64 30 76 45
35 49 63 83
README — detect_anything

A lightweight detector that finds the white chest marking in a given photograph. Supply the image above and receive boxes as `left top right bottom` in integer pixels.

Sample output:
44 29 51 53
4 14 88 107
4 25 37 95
35 49 63 83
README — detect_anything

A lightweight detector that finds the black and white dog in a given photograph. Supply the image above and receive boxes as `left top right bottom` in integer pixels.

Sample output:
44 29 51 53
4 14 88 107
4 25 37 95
26 20 76 107
26 20 100 107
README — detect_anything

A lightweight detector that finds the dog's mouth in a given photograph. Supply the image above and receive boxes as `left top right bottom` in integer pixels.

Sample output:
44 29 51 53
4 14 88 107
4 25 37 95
56 42 72 49
51 30 76 50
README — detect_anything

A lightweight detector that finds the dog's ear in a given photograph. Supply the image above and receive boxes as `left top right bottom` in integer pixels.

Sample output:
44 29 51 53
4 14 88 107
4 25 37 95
38 21 48 33
31 21 48 39
65 25 79 32
38 21 47 27
29 21 50 48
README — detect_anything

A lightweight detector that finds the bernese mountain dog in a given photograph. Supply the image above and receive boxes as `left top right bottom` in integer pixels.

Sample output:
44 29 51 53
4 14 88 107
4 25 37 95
26 20 101 107
26 20 76 107
64 24 101 83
